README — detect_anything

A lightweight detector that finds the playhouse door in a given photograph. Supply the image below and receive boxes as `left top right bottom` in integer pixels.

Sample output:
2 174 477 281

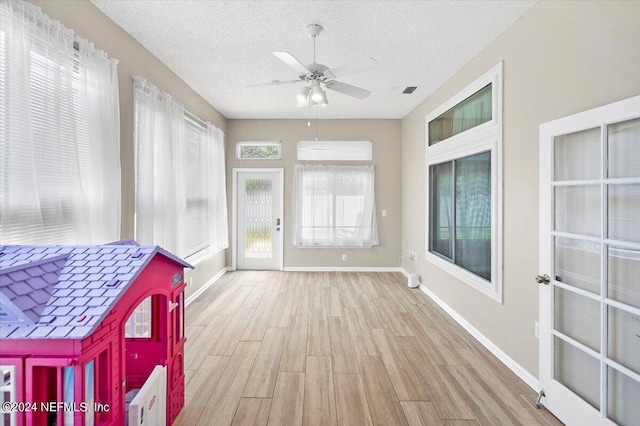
234 169 284 270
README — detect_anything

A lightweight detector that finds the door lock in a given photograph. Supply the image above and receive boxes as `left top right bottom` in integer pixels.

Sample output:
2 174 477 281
536 274 551 285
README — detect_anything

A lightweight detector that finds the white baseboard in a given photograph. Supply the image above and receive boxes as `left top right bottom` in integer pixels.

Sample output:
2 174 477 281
413 276 540 391
185 267 227 307
282 266 403 272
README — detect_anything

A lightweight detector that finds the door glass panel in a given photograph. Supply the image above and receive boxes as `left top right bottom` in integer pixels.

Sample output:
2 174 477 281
607 305 640 375
244 179 273 259
554 128 601 181
608 246 640 309
555 185 600 237
608 184 640 243
554 237 600 294
554 287 600 351
554 337 600 410
608 118 640 179
607 366 640 425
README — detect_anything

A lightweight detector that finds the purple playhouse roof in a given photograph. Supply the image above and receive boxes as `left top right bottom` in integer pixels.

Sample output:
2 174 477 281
0 242 192 340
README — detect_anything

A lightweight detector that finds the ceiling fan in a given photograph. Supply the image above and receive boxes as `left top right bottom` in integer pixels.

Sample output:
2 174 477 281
248 24 378 107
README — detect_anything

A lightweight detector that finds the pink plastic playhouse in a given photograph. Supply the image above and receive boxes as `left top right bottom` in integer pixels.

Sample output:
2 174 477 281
0 241 192 425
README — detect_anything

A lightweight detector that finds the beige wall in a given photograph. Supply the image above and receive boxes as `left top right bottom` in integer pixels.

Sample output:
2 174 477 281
30 0 229 298
226 119 402 268
401 0 640 376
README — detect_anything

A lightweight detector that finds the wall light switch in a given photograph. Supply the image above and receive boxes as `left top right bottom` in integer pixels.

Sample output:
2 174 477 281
382 209 387 217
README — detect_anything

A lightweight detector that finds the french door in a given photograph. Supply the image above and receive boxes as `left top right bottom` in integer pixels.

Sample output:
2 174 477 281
539 95 640 425
233 169 283 270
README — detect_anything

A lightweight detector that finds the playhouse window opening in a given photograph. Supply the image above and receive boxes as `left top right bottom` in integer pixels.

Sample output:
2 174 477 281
1 365 16 426
175 292 185 344
125 297 152 338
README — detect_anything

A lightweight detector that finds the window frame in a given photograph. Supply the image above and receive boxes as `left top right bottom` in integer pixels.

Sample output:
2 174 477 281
236 141 282 160
425 61 503 303
293 165 378 249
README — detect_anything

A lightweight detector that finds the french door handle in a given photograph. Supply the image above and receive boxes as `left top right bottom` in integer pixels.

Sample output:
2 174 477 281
276 218 281 225
536 274 550 285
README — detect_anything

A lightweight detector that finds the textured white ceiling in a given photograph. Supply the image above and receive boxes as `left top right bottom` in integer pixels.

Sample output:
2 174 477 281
90 0 536 119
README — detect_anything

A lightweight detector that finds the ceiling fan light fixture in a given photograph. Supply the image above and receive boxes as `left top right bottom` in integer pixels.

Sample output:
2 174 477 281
311 84 324 102
319 93 328 106
297 86 310 102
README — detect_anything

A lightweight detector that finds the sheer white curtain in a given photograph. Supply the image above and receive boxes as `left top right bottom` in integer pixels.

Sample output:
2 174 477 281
0 0 120 244
134 76 185 255
293 165 378 248
134 76 228 258
207 124 229 252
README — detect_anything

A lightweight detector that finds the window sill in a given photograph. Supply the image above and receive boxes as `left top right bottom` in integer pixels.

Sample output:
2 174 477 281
185 246 227 267
425 252 502 304
294 242 379 249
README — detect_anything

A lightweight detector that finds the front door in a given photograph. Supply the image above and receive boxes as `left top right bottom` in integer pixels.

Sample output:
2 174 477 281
235 169 283 270
538 95 640 425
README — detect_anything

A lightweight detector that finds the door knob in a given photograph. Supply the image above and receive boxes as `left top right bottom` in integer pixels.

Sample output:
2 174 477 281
276 227 280 231
536 274 550 285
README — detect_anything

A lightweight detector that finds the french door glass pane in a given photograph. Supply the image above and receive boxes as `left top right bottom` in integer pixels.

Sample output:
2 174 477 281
608 246 640 309
244 179 273 259
608 118 640 179
554 127 600 181
555 185 600 237
554 337 600 410
607 305 640 375
554 237 600 294
455 151 491 280
607 366 640 425
608 184 640 243
430 161 453 259
554 287 600 351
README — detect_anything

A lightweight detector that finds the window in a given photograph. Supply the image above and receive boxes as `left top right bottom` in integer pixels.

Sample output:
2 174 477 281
85 360 95 426
124 297 151 338
134 76 228 259
183 119 210 257
425 62 502 302
237 141 282 159
0 1 120 245
1 366 16 426
293 165 378 248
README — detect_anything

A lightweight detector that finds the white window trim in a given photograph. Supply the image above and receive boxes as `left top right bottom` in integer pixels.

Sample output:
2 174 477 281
424 61 503 303
236 141 282 160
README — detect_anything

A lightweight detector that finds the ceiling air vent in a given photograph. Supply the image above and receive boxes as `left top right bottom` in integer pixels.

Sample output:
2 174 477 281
402 86 417 94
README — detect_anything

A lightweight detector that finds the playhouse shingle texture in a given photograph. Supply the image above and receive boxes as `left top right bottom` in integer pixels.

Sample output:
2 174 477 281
0 242 191 339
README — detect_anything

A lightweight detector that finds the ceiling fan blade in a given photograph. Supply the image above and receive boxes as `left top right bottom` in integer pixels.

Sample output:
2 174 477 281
246 79 301 88
324 80 371 100
273 52 310 74
324 57 378 79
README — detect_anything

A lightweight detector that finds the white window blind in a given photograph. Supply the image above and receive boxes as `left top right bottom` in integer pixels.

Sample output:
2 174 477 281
134 76 228 258
0 0 121 245
293 165 378 248
297 141 372 161
183 119 210 257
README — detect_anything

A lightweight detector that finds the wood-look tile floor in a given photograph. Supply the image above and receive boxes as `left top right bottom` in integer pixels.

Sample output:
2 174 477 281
174 271 561 426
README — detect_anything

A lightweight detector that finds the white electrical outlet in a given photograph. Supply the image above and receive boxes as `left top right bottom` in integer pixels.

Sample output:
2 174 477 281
188 277 193 287
535 321 540 339
382 209 387 217
409 250 417 260
342 254 347 261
